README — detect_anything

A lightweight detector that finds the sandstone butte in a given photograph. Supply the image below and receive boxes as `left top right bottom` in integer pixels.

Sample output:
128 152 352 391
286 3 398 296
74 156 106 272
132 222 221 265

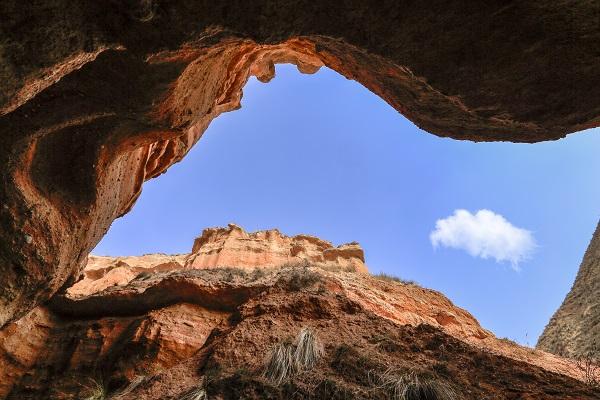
1 225 598 399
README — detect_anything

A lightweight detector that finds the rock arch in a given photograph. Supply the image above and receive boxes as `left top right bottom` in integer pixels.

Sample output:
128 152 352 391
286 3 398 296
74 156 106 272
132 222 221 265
1 1 599 326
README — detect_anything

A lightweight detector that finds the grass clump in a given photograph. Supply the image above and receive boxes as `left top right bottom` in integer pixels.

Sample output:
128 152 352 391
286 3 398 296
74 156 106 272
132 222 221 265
294 327 325 370
263 341 298 385
263 327 324 385
178 385 207 400
82 378 107 400
371 369 457 400
111 375 147 399
373 272 417 286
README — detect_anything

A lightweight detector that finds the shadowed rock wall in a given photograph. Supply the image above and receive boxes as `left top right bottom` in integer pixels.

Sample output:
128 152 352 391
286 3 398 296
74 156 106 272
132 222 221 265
0 1 599 327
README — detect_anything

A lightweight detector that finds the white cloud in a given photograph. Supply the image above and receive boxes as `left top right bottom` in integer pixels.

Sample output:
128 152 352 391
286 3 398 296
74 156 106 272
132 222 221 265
429 209 536 269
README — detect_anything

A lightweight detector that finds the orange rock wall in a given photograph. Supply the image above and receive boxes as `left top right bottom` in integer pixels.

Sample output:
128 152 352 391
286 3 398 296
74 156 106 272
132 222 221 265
69 224 367 297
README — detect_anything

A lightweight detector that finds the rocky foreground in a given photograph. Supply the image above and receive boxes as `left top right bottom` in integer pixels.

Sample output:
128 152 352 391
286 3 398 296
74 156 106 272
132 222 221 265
1 226 598 399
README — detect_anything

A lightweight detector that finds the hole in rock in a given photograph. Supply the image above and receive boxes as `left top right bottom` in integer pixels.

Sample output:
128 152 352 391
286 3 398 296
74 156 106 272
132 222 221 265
94 64 600 347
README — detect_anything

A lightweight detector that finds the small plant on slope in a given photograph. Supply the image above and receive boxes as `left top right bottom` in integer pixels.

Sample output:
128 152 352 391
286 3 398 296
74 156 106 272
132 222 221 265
373 272 417 286
576 353 600 389
82 378 107 400
371 369 457 400
294 327 325 370
178 385 207 400
263 341 297 385
263 327 324 385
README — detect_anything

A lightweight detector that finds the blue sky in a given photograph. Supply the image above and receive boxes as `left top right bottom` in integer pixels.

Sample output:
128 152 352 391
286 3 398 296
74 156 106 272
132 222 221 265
95 64 600 346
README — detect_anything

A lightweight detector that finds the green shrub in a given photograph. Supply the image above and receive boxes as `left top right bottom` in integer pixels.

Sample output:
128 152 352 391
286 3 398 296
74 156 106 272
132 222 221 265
285 269 322 291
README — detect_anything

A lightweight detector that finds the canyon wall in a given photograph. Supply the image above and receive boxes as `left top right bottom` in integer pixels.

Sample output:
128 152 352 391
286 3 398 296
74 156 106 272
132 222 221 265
1 227 595 398
0 1 599 335
537 220 600 359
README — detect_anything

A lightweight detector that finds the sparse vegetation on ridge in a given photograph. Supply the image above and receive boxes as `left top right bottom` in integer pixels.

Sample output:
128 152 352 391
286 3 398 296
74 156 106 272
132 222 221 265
284 268 323 291
281 259 357 273
373 272 418 286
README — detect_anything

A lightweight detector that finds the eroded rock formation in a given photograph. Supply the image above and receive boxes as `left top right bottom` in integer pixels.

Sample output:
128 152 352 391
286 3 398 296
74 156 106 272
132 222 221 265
1 242 597 398
537 220 600 359
69 224 367 297
186 224 366 272
1 1 600 327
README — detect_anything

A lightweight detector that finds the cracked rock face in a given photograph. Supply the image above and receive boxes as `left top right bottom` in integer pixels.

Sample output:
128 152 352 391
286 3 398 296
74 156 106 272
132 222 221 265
0 1 599 341
185 224 367 273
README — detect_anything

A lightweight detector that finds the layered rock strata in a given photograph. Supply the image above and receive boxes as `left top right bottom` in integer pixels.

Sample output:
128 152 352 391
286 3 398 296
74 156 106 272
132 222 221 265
1 263 597 399
68 224 367 296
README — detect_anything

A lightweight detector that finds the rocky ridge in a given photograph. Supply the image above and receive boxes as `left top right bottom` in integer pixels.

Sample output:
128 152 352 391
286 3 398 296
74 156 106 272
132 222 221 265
68 224 367 296
1 227 597 399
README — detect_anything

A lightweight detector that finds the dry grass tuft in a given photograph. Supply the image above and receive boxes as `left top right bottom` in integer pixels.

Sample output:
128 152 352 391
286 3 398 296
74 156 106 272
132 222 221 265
178 385 207 400
82 378 107 400
263 341 298 385
371 369 457 400
111 375 146 399
294 327 325 370
373 272 418 286
263 327 324 385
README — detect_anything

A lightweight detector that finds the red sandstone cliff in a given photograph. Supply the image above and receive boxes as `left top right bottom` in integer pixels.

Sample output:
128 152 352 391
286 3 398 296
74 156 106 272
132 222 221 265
69 224 367 297
1 227 597 399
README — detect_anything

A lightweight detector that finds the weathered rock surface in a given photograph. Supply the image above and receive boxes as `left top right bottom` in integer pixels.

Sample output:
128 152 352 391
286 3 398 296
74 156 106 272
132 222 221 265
1 261 597 399
187 224 366 272
538 220 600 359
1 1 600 327
68 253 187 296
1 302 227 399
69 224 367 297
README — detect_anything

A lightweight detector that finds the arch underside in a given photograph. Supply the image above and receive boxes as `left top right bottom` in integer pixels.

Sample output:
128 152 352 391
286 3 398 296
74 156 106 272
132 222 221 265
0 1 599 327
